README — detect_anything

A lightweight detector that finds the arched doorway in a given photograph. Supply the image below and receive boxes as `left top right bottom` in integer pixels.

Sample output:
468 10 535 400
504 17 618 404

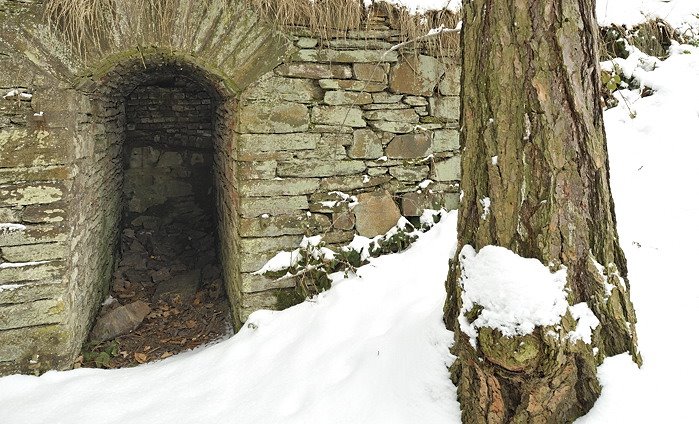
79 54 241 366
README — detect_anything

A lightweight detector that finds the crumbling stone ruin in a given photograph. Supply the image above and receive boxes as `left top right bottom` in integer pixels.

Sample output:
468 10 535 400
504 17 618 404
0 0 461 374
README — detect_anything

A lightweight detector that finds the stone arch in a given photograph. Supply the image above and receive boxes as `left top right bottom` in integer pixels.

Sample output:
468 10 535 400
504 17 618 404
0 0 292 372
66 47 284 355
1 1 466 375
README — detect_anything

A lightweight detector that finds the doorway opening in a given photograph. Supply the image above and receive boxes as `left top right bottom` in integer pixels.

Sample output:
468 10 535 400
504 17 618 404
81 60 239 368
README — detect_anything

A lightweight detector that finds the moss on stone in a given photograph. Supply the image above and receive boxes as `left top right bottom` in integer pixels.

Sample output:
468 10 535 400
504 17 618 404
273 287 305 310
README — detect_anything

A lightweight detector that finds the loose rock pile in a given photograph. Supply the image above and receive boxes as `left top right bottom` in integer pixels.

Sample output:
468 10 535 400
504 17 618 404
81 201 230 368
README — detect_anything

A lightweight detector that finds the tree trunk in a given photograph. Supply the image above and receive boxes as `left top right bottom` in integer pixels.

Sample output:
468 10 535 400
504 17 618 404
444 1 642 423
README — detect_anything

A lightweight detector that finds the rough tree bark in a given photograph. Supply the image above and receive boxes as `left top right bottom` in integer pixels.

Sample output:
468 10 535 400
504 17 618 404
444 1 642 423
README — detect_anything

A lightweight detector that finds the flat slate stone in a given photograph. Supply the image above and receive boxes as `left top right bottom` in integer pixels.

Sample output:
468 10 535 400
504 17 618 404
152 269 201 303
89 301 151 343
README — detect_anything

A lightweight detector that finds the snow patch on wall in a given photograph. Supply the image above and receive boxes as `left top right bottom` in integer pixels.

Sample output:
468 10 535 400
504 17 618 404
0 223 26 234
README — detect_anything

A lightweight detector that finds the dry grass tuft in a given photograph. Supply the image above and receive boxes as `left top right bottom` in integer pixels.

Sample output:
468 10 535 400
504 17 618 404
45 0 461 57
45 0 182 54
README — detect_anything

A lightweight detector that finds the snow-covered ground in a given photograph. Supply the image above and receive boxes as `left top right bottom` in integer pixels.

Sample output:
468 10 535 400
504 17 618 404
577 39 699 424
0 216 462 424
1 4 698 423
597 0 699 27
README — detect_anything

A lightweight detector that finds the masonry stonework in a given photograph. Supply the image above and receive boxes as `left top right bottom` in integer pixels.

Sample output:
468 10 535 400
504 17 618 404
0 0 461 375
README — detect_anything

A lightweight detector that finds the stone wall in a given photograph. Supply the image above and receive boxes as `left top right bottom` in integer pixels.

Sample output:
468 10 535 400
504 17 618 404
123 78 216 220
0 0 462 374
234 40 462 320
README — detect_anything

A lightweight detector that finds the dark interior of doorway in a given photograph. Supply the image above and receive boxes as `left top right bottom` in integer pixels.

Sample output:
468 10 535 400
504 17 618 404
81 73 232 369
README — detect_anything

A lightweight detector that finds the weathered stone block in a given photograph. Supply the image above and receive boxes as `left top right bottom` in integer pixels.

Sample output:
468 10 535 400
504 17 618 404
318 79 387 92
389 165 430 182
367 167 388 176
308 125 354 134
433 129 460 152
240 235 302 255
238 133 319 153
353 63 389 83
353 190 401 237
275 63 352 79
240 252 273 273
278 159 365 178
403 96 429 106
363 103 410 111
0 261 64 284
241 273 296 294
364 108 419 123
319 174 392 191
332 210 356 231
0 129 70 168
433 156 461 181
0 166 71 185
22 203 67 223
294 136 347 160
243 74 323 103
239 160 277 180
389 55 445 96
0 224 67 247
324 91 372 106
239 196 309 218
240 213 330 237
0 324 70 363
443 192 460 211
293 49 399 63
0 280 64 305
89 301 151 343
385 133 433 159
321 133 354 147
311 106 366 128
239 291 279 322
401 192 442 217
1 243 66 262
297 38 319 48
322 230 355 245
0 298 66 330
372 92 403 104
367 120 414 134
239 102 309 133
240 178 320 197
429 96 460 121
349 129 383 159
0 182 64 207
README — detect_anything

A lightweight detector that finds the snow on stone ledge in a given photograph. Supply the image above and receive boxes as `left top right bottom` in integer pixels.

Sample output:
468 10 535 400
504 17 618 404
457 245 569 347
0 223 26 233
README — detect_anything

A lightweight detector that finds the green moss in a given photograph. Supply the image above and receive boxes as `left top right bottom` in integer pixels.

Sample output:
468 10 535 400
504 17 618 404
479 327 541 372
274 287 305 310
78 47 241 95
420 116 448 124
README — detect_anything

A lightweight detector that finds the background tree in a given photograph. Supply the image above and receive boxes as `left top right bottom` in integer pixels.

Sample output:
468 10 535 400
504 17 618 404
444 1 642 422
